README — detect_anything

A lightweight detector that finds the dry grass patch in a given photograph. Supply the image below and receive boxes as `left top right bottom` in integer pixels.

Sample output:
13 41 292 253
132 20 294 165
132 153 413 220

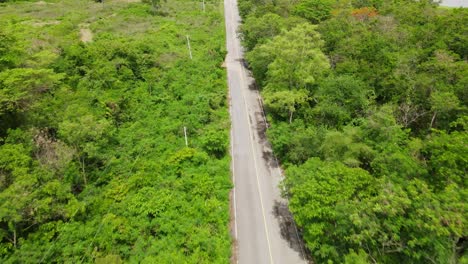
26 20 61 27
79 24 93 42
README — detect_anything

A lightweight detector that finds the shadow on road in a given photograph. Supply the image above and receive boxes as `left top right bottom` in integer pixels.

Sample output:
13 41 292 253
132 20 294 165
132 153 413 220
248 80 258 91
236 54 310 262
256 116 281 170
262 149 280 169
246 77 281 170
272 200 310 262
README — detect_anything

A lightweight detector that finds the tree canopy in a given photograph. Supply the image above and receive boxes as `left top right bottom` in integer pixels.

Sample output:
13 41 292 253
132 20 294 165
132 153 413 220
240 0 467 262
0 0 231 262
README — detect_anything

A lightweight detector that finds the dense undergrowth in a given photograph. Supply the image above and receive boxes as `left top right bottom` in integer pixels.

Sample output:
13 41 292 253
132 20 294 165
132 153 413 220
0 0 231 263
239 0 467 263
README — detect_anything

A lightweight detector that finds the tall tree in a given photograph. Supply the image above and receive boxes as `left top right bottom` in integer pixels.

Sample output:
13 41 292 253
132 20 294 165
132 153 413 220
247 23 330 90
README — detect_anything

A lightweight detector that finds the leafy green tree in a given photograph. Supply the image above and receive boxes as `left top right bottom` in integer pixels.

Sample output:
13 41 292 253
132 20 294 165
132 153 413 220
0 68 63 114
199 129 228 158
436 8 468 59
0 140 82 257
363 105 407 145
267 121 326 164
284 158 374 261
344 249 370 264
423 124 467 188
59 113 113 185
286 157 466 263
240 0 468 262
0 68 63 139
429 91 460 129
293 0 334 24
264 89 308 123
321 126 374 168
247 23 330 89
240 13 285 51
0 30 21 71
313 75 371 127
1 0 234 262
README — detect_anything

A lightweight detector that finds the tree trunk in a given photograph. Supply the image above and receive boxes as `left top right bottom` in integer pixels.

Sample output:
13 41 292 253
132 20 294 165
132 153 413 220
13 226 16 248
81 156 87 185
430 111 437 129
289 110 293 124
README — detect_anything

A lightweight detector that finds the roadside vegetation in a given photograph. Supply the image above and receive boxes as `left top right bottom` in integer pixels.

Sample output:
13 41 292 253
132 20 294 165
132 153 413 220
239 0 467 263
0 0 231 262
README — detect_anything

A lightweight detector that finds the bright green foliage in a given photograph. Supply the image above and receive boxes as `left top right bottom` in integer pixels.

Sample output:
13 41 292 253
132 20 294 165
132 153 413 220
284 158 375 260
0 68 63 114
429 91 460 128
267 121 326 164
423 126 468 188
248 23 329 90
0 0 230 262
321 126 374 168
264 89 309 123
285 158 466 263
239 0 467 262
344 249 370 264
0 30 21 71
313 75 371 127
200 129 229 158
293 0 334 24
247 23 329 123
240 13 285 51
239 12 307 51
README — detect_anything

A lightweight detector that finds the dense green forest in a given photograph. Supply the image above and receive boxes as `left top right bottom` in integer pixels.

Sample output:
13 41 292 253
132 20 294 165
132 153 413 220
0 0 231 262
239 0 467 263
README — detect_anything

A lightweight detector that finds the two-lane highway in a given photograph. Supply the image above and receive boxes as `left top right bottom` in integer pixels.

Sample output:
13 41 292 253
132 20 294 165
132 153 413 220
224 0 307 262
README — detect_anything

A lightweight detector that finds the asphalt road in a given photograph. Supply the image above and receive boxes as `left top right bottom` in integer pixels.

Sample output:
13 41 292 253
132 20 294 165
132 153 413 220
224 0 307 263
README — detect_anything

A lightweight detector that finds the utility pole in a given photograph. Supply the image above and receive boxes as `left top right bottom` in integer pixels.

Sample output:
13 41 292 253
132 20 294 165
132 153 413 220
186 35 193 60
184 126 188 147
